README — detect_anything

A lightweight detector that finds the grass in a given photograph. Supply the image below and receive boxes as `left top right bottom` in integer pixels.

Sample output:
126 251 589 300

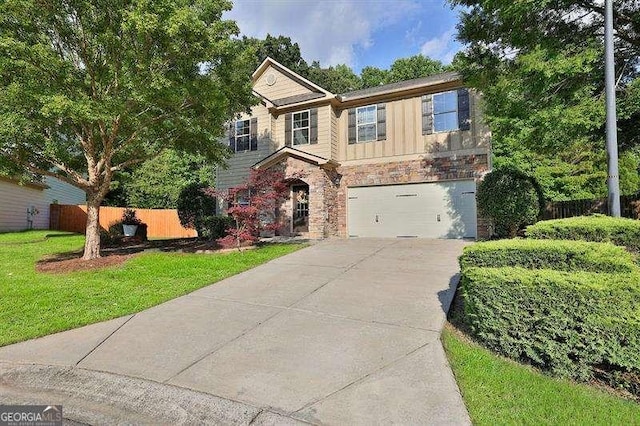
442 326 640 426
0 230 304 347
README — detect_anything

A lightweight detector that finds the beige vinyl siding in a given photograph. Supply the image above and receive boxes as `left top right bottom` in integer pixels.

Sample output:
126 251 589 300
254 66 314 100
216 105 276 193
338 90 489 163
289 105 332 159
330 108 339 160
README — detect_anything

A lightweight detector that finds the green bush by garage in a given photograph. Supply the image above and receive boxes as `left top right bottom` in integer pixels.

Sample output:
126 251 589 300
460 266 640 394
526 215 640 253
459 239 637 274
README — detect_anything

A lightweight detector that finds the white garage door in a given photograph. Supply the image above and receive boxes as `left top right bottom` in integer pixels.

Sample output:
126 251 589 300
347 180 477 239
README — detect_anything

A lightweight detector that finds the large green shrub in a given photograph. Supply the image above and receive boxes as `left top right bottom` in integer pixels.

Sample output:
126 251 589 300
176 183 217 238
199 215 234 240
526 215 640 253
476 168 543 238
460 239 637 274
460 266 640 392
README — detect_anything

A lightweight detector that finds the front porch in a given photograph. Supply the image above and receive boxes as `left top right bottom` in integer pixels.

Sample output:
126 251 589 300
253 147 340 239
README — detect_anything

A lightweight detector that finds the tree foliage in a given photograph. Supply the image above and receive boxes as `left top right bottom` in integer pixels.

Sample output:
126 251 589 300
476 168 543 238
215 168 291 248
104 149 213 209
246 34 451 93
176 182 217 238
0 0 256 258
451 0 640 201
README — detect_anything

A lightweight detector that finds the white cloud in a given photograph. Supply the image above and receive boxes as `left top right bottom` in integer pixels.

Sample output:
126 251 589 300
225 0 420 67
420 26 460 64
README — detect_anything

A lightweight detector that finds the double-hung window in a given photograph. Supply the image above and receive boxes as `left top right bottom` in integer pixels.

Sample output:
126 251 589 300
356 105 377 142
234 119 250 151
292 110 310 145
433 90 458 132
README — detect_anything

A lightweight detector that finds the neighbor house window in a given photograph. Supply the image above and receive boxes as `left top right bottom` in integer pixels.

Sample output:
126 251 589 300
234 119 250 151
356 105 377 142
292 110 310 145
433 91 458 132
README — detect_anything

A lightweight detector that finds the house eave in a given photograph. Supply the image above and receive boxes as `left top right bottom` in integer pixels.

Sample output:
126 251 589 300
253 57 334 97
252 147 340 170
337 72 463 107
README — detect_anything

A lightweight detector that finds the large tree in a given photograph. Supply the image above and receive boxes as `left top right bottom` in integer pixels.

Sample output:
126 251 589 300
104 149 213 209
451 0 640 200
0 0 256 259
247 34 310 76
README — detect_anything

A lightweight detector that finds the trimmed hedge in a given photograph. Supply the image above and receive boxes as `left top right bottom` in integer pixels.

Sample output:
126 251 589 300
461 266 640 391
526 215 640 253
459 239 637 274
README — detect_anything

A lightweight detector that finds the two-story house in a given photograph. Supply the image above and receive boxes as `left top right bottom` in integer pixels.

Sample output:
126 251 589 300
216 57 491 240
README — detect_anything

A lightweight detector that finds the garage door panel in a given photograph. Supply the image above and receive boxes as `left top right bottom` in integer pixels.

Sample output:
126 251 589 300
347 181 477 239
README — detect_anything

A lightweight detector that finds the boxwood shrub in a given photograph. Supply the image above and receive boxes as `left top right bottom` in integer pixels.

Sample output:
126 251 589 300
526 215 640 253
460 266 640 392
459 239 637 274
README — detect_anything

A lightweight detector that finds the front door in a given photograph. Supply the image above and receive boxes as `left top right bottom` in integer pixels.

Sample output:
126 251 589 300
292 184 309 233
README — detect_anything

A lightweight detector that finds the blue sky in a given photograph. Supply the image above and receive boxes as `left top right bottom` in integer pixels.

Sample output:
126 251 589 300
225 0 464 74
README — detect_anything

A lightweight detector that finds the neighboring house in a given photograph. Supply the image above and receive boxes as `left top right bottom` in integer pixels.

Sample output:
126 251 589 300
0 176 86 232
216 57 491 240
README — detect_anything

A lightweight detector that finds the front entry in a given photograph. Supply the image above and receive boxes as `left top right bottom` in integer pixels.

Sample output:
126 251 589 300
292 184 309 233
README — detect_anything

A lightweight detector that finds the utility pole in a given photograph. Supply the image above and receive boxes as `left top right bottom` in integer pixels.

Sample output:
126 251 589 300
605 0 621 217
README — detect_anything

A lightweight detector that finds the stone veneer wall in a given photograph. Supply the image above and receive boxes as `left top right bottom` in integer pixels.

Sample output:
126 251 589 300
334 154 490 238
278 157 339 239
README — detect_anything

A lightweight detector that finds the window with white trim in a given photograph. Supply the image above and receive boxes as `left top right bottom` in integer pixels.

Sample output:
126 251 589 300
292 110 310 145
356 105 377 142
433 90 458 132
234 119 250 151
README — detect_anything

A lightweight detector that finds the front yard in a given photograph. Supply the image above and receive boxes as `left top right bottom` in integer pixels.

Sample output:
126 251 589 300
446 215 640 424
0 231 303 347
443 326 640 425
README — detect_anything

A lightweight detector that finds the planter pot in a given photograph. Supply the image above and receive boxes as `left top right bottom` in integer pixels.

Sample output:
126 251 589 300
122 224 138 237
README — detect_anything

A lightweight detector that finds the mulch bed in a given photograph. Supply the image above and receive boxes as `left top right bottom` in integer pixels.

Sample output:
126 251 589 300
36 253 136 274
35 237 255 274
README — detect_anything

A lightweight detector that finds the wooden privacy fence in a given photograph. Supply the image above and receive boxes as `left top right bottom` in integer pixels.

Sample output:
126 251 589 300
50 204 197 238
544 194 640 220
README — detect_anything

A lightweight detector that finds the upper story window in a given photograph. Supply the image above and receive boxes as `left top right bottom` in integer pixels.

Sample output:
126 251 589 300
285 109 318 146
348 103 386 144
433 90 459 132
356 105 377 142
421 88 470 136
234 119 250 151
229 117 258 152
293 110 310 145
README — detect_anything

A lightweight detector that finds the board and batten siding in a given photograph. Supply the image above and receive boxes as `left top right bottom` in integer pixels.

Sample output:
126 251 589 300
0 176 85 232
337 89 489 163
254 66 314 100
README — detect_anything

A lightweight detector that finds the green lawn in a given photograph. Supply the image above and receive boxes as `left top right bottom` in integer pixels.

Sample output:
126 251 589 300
0 230 304 347
442 327 640 426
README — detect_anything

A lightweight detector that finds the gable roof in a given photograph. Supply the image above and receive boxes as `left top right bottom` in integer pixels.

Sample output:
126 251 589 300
271 92 326 107
252 146 339 170
253 57 334 97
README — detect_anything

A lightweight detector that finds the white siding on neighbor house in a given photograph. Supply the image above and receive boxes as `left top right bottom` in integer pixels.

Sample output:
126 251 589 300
43 176 86 205
0 176 85 232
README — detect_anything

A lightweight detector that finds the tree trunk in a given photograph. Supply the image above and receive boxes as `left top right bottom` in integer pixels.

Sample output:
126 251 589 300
83 195 102 260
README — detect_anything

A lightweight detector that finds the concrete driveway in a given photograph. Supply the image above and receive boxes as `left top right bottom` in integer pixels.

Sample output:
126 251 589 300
0 239 470 425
